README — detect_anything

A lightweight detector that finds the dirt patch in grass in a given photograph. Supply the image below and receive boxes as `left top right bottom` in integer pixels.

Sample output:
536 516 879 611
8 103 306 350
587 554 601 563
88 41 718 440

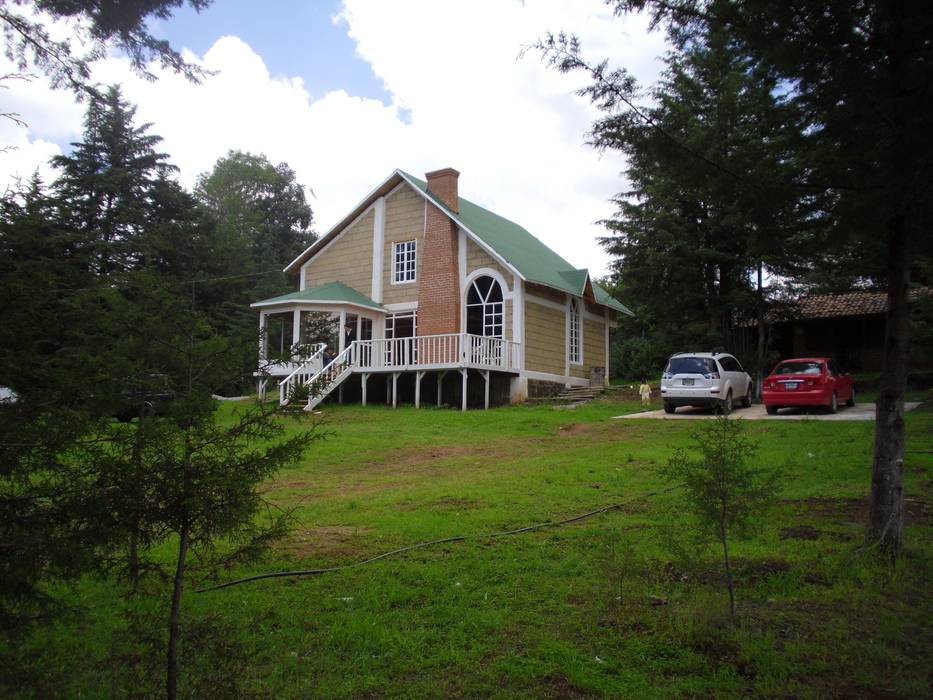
786 496 933 526
276 525 372 559
780 524 822 540
555 423 590 436
536 672 589 699
435 495 482 509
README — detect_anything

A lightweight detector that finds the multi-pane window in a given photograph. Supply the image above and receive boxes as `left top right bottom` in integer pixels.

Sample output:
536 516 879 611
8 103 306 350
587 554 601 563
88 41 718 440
385 311 417 339
466 276 504 338
392 240 417 283
569 298 582 364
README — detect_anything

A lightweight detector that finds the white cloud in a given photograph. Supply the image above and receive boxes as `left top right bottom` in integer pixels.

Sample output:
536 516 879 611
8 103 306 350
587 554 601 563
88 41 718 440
0 0 668 276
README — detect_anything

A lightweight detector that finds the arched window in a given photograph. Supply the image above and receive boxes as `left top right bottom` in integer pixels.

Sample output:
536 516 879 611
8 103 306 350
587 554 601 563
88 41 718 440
466 275 504 337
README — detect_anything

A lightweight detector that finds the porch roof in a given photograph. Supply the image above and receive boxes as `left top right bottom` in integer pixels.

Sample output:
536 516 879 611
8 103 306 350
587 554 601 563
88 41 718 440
250 281 385 313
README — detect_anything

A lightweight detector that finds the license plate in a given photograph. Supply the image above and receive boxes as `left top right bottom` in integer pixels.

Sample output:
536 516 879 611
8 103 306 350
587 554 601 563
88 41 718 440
682 378 694 386
784 382 799 390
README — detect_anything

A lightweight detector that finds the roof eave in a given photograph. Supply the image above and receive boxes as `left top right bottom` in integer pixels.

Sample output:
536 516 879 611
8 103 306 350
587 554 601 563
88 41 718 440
283 169 407 274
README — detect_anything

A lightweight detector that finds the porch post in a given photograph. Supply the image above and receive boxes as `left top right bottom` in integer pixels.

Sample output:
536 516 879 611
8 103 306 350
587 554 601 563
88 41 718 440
338 385 344 404
292 309 301 353
437 370 447 407
415 371 425 408
258 311 267 362
461 368 468 412
392 372 400 408
386 376 391 405
361 373 369 406
338 308 347 353
482 370 490 410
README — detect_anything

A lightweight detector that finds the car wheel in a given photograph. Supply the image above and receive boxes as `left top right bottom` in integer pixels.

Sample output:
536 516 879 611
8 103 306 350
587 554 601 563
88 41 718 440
827 392 838 414
663 403 676 415
766 404 778 415
741 385 752 408
717 391 733 415
846 387 855 407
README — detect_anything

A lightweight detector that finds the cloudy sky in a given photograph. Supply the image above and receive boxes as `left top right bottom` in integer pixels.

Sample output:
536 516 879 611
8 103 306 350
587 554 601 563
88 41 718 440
0 0 669 277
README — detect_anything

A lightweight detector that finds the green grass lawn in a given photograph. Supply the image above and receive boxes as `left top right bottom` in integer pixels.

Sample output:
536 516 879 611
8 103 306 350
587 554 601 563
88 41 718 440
9 395 933 699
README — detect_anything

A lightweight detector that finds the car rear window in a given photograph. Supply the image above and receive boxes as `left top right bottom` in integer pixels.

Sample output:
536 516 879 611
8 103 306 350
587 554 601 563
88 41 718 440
775 361 822 375
665 357 717 375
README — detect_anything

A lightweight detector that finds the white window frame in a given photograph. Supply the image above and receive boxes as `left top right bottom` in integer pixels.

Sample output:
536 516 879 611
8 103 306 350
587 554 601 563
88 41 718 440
465 276 504 339
568 298 582 365
392 240 417 284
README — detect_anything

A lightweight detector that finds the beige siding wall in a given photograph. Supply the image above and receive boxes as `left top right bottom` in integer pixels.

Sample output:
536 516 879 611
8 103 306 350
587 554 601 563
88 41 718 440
570 318 607 380
465 239 511 288
303 210 374 293
382 185 425 305
525 299 565 375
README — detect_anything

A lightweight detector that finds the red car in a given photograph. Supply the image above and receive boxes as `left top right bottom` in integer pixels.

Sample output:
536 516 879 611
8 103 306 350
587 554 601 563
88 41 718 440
762 358 855 415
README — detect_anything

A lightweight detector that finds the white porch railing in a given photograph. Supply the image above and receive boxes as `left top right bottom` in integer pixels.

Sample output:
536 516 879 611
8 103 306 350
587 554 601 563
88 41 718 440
276 343 326 405
348 333 520 372
275 334 521 409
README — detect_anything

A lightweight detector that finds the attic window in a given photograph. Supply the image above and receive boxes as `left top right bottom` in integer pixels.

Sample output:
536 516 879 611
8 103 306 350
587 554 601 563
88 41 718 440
393 240 417 283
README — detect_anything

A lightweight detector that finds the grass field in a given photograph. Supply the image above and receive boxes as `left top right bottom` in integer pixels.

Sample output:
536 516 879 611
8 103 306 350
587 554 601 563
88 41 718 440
9 391 933 698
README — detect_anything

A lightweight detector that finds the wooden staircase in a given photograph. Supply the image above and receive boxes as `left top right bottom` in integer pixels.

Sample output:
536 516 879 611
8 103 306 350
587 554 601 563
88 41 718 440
554 385 604 404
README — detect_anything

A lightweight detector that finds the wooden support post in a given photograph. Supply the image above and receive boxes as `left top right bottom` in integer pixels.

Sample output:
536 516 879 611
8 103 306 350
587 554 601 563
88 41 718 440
482 370 490 410
386 376 391 405
338 384 344 404
361 373 369 406
415 371 425 409
392 372 399 409
437 370 448 407
461 369 468 412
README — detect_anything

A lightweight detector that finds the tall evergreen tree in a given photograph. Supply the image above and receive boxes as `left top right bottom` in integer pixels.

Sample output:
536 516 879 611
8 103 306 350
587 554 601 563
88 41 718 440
591 0 933 553
538 24 799 377
51 85 177 274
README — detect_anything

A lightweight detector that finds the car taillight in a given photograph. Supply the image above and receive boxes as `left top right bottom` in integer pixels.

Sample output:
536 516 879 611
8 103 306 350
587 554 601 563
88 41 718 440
704 373 720 380
662 373 672 380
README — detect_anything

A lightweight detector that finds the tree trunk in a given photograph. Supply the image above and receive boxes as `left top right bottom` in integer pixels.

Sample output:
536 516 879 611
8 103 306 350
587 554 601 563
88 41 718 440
720 527 735 624
166 520 189 700
869 212 910 554
755 261 765 399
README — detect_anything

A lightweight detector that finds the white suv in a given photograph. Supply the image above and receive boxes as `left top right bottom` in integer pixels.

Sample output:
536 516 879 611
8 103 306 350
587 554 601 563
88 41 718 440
660 352 753 414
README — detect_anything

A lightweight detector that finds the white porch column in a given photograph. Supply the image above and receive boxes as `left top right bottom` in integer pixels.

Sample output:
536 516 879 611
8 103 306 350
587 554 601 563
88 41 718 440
338 308 347 353
392 372 399 408
258 311 268 362
292 309 301 353
482 370 490 410
361 373 369 406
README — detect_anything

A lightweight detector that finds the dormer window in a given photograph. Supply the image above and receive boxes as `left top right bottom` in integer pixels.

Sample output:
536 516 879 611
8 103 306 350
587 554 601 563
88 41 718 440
392 240 417 284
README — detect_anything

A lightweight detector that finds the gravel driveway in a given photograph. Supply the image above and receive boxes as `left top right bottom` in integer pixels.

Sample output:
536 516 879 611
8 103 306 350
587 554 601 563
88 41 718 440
614 402 921 421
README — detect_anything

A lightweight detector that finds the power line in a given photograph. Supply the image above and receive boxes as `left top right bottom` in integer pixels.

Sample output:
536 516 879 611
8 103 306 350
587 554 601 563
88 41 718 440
196 484 683 593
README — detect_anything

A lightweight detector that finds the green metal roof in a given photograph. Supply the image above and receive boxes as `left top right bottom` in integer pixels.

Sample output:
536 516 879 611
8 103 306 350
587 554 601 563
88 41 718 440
400 172 632 316
251 281 384 311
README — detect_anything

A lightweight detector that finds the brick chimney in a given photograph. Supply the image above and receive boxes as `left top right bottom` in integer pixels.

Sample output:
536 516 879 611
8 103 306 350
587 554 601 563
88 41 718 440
417 168 461 336
425 167 459 213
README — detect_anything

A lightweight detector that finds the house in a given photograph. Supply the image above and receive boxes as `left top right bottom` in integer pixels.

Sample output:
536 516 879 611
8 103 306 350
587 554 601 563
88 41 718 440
763 289 931 371
250 168 631 410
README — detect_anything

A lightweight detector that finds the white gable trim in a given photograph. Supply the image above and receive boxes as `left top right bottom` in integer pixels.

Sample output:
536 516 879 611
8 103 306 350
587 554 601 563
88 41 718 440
286 173 408 274
394 170 525 284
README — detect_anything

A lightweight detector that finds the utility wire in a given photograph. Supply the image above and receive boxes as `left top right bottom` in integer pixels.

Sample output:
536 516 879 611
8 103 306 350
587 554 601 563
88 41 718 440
196 484 683 593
